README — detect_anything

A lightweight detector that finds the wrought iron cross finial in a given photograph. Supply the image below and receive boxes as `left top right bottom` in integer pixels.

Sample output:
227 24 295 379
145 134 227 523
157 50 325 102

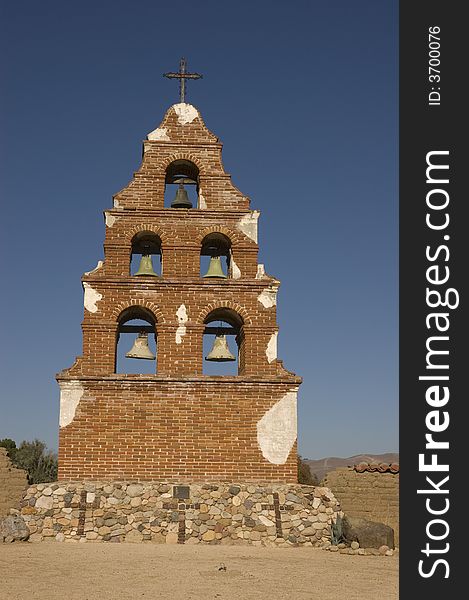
163 57 203 103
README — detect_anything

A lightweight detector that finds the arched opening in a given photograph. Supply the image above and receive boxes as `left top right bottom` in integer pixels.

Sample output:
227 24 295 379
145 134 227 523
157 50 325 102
130 232 162 277
116 307 157 374
203 308 243 376
164 159 199 208
200 233 231 279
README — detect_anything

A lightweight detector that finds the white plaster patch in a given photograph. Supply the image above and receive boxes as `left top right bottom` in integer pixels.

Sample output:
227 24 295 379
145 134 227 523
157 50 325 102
175 304 188 344
84 260 103 276
230 255 241 279
113 197 121 208
59 381 84 428
266 331 278 363
256 391 298 464
221 190 237 203
237 211 260 243
198 189 207 209
147 127 170 141
255 264 266 279
173 103 199 125
83 283 102 313
105 212 119 228
257 283 278 308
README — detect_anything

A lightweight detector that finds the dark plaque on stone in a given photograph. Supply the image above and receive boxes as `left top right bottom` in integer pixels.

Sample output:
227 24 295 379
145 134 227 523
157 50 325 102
173 485 190 499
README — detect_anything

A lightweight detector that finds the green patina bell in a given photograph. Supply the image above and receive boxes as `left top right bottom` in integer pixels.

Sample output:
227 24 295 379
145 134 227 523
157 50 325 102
171 183 192 208
125 332 156 360
203 256 227 279
205 334 236 362
134 254 159 277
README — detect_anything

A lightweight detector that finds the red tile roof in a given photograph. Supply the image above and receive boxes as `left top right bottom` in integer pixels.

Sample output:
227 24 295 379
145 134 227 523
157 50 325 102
352 462 399 473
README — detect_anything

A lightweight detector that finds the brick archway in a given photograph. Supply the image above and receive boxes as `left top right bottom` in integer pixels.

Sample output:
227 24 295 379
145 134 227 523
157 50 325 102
112 300 165 324
159 153 205 176
197 301 252 326
125 225 169 246
197 225 243 247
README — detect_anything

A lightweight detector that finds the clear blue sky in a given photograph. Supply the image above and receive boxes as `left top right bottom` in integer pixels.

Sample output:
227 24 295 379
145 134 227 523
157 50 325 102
0 0 398 460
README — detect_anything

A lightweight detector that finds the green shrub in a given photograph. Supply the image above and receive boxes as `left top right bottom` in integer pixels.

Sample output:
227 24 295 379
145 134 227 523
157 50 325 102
297 455 319 485
0 438 57 484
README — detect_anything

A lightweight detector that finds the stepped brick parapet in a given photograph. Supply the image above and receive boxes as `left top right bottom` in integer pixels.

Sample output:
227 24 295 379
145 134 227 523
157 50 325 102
57 102 301 482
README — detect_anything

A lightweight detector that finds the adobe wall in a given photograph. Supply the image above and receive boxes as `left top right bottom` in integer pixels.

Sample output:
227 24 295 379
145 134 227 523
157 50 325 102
323 467 399 545
0 448 28 517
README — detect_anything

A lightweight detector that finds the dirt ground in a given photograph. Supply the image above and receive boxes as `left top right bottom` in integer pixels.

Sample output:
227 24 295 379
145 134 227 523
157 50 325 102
0 543 398 600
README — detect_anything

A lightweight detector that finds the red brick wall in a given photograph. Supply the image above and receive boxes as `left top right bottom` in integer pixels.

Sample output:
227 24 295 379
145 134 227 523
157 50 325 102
57 103 301 481
58 380 298 482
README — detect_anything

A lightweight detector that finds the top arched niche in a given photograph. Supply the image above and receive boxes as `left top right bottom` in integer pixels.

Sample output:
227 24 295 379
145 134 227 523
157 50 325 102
164 159 200 208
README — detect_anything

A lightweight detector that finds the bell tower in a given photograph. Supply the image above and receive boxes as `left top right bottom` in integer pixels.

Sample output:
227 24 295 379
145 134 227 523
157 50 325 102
57 68 302 482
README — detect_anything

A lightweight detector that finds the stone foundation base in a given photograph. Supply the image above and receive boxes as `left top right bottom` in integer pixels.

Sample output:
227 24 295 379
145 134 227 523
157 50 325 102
20 481 341 546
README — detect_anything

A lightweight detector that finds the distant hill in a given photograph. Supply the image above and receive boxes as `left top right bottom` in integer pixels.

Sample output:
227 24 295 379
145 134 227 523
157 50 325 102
305 453 399 483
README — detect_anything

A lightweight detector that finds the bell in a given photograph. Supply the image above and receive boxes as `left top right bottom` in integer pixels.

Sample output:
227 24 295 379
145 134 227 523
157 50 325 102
134 254 159 277
171 183 192 208
205 334 236 362
125 332 156 360
203 256 227 279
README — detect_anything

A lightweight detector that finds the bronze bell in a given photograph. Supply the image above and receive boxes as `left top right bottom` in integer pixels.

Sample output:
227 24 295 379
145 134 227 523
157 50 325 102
171 183 192 208
134 254 159 277
203 256 227 279
205 334 236 362
125 332 156 360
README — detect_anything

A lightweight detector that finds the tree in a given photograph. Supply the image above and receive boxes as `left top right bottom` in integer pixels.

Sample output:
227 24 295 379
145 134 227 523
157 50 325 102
298 455 319 485
0 438 57 484
0 438 17 459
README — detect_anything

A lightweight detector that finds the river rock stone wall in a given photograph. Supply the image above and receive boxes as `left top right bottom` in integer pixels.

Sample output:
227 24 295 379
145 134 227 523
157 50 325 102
19 481 340 546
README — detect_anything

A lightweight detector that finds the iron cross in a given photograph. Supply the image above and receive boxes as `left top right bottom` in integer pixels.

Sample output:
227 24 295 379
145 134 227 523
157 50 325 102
163 58 203 103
